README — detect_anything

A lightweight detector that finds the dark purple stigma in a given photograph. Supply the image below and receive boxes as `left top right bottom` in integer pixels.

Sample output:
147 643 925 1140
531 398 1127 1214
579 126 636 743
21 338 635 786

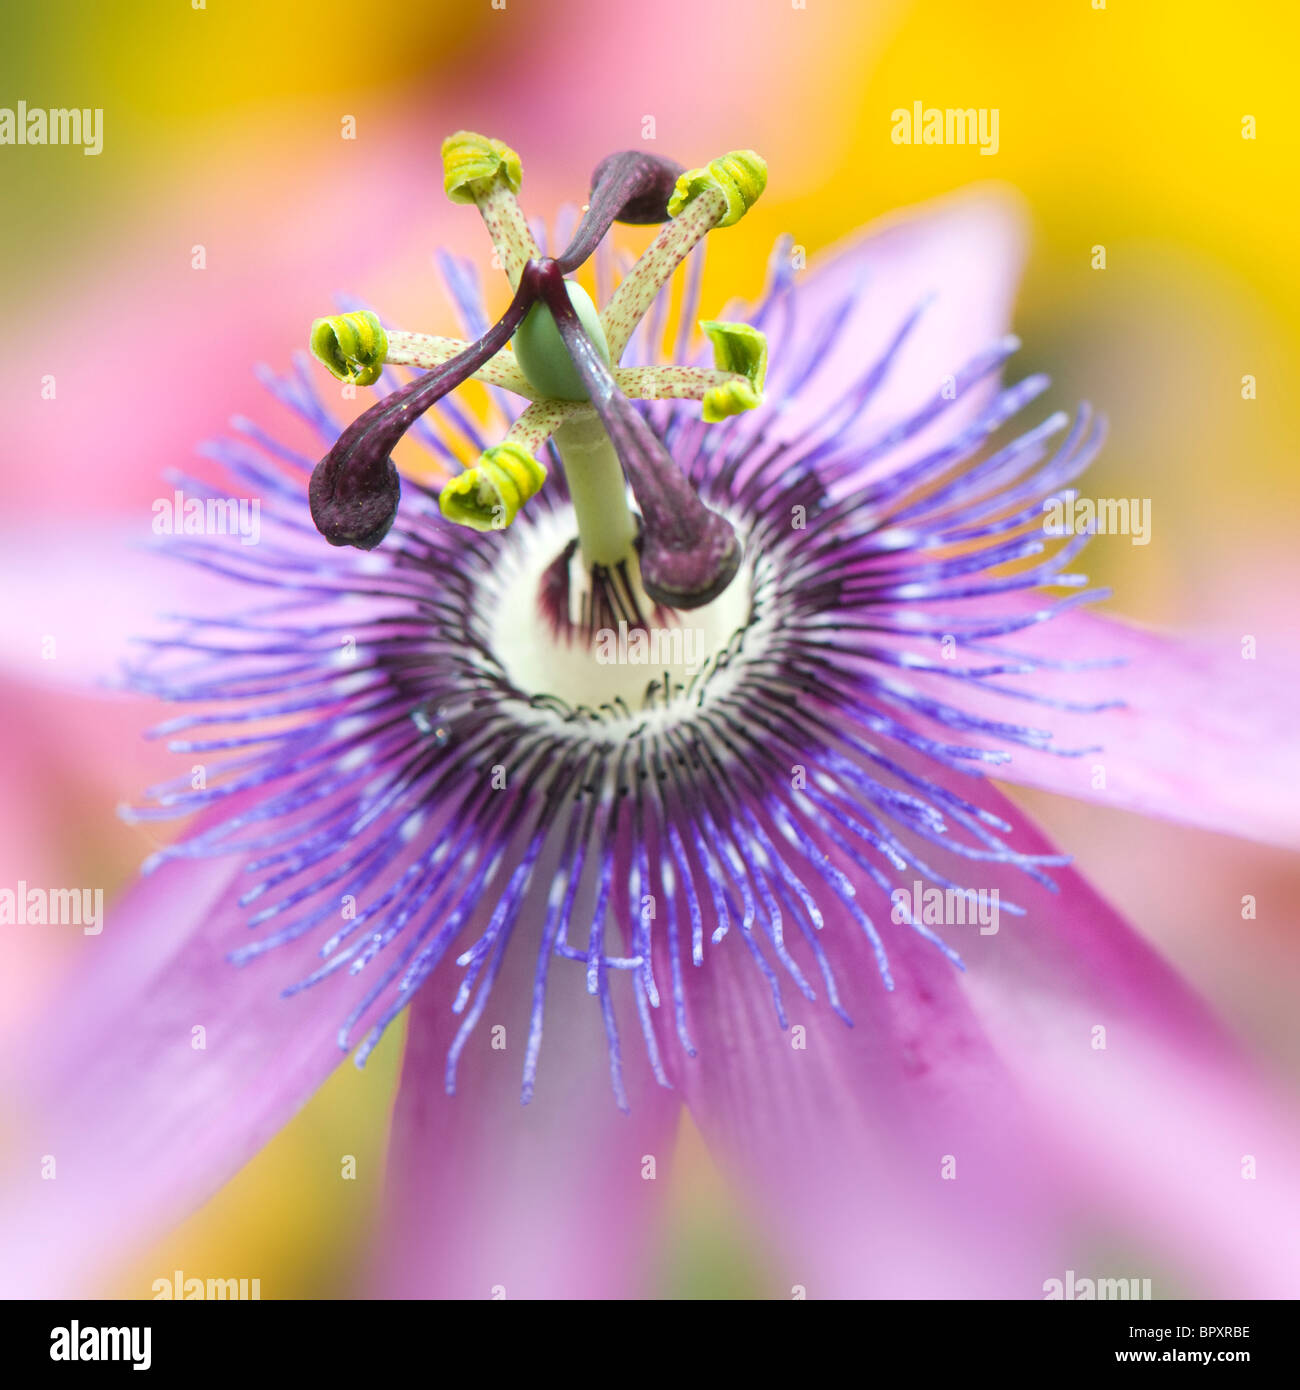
309 284 533 548
555 151 685 270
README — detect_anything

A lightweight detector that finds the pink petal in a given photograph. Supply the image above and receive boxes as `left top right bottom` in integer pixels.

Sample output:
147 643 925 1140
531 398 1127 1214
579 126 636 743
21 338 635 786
375 946 681 1299
1 525 239 689
655 764 1300 1296
0 811 395 1296
957 779 1300 1297
653 889 1061 1297
760 188 1030 475
905 597 1300 849
0 680 186 1032
0 135 428 519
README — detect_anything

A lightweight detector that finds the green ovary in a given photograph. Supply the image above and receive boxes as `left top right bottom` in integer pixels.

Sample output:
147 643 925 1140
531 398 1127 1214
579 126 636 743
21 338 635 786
513 281 611 401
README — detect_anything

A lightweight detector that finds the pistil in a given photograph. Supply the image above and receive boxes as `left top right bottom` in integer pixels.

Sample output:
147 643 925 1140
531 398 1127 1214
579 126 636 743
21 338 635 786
305 132 768 611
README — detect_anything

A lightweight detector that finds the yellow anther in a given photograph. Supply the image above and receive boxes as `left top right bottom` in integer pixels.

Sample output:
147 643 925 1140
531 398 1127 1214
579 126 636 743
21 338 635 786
699 320 768 421
438 441 546 532
441 130 523 205
667 150 767 228
309 310 389 387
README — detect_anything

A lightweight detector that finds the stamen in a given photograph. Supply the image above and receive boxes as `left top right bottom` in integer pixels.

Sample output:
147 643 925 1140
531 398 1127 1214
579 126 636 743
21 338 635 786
312 317 537 398
440 131 538 288
501 398 580 454
614 364 755 403
438 402 585 535
599 150 767 362
309 311 388 387
612 322 767 420
438 440 546 532
383 330 537 397
698 319 768 420
666 150 768 228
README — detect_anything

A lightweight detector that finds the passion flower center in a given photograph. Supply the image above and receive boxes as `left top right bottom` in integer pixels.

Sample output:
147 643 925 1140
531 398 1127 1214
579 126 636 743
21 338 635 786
486 504 755 717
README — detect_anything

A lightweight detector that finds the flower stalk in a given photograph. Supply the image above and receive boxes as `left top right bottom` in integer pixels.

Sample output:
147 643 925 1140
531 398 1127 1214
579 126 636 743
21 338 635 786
553 412 639 569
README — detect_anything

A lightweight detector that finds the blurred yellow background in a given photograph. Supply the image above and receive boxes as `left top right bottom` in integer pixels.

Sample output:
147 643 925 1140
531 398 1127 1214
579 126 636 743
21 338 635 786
3 0 1296 1296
